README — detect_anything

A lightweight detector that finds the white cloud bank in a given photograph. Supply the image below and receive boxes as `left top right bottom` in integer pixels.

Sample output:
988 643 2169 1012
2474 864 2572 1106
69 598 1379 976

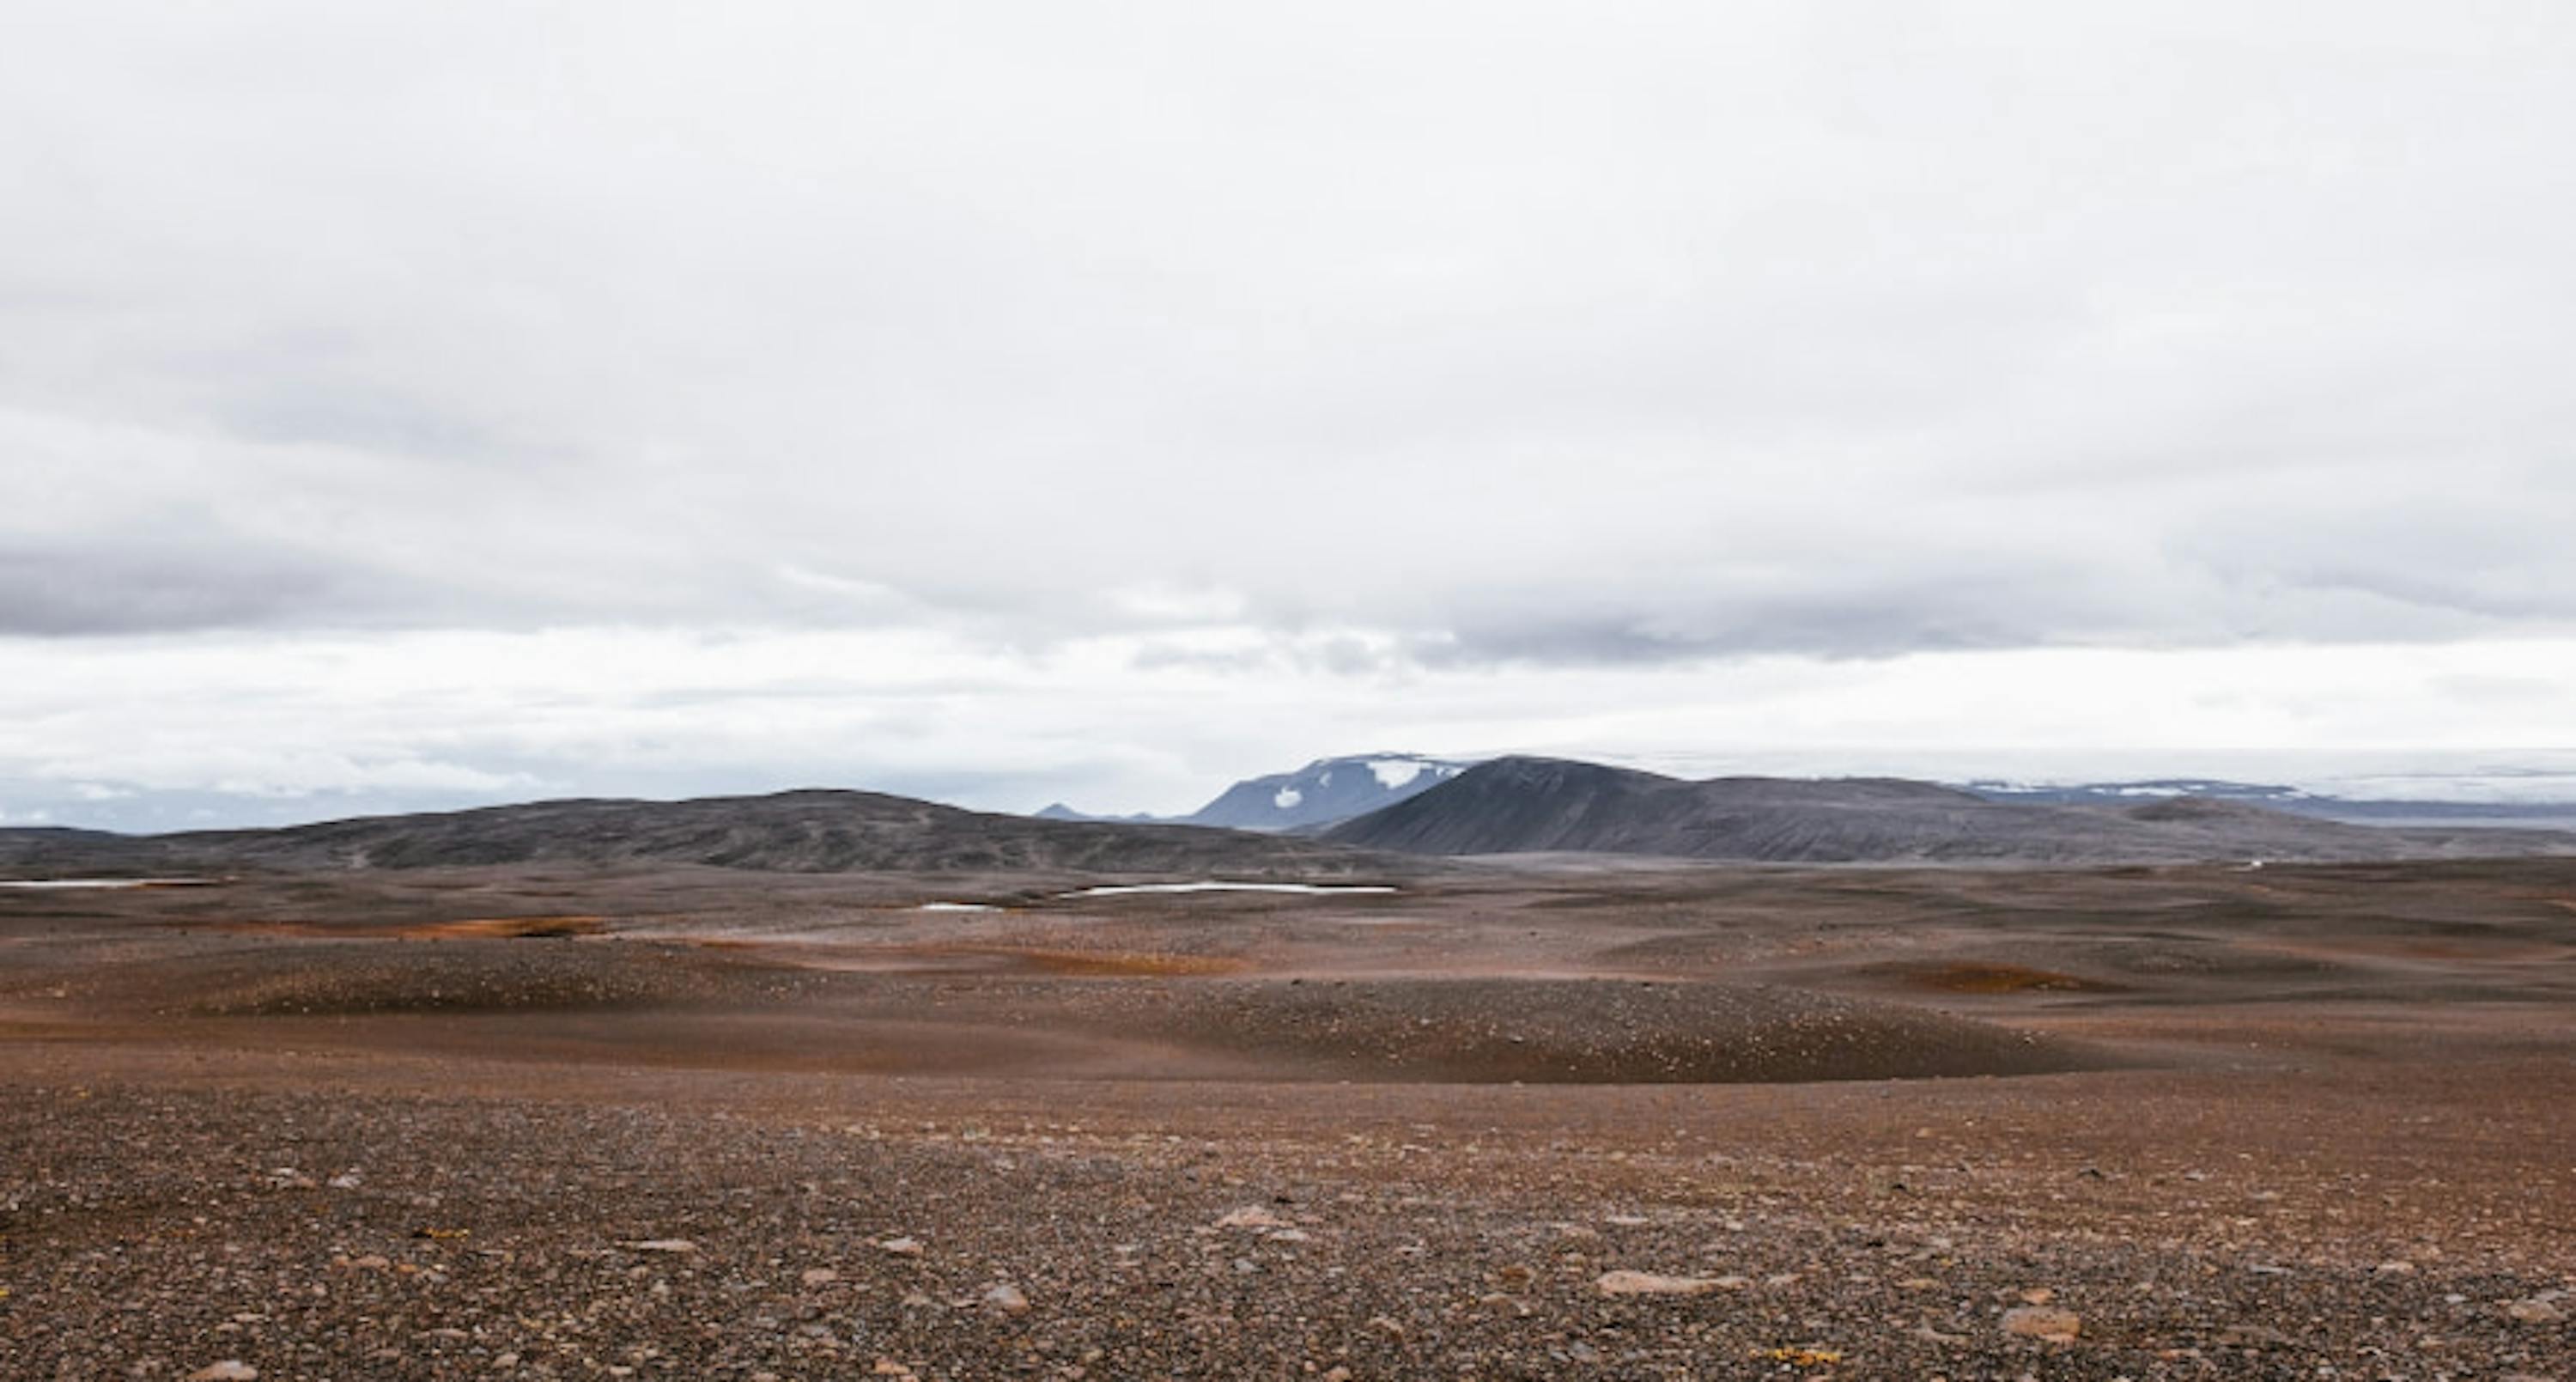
2 3 2570 823
3 628 2571 829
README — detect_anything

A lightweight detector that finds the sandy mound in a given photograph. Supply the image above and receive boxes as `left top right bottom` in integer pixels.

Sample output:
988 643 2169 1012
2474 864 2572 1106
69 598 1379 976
67 940 775 1018
1129 978 2107 1083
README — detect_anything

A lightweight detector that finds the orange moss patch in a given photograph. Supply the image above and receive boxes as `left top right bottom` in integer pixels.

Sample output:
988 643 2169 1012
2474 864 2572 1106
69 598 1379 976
404 916 608 940
1016 948 1247 977
1908 962 2120 994
204 915 608 940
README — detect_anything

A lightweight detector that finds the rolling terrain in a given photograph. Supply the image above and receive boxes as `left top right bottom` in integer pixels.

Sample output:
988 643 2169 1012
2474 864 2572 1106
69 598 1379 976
1325 756 2576 864
0 788 1414 878
3 855 2573 1377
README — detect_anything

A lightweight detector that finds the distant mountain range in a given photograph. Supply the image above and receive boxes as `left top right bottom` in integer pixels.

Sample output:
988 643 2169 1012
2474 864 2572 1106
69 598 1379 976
1039 753 1472 832
0 789 1406 878
1962 778 2576 829
1321 757 2576 864
8 758 2570 880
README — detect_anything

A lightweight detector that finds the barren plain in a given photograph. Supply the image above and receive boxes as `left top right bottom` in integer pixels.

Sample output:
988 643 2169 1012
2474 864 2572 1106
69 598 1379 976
3 858 2573 1379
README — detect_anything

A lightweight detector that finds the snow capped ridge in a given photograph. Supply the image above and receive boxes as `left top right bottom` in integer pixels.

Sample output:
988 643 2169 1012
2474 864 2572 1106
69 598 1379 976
1033 753 1482 833
1189 752 1480 831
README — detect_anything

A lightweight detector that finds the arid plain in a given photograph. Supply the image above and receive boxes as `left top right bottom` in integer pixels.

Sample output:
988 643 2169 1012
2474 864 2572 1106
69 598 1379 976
4 857 2573 1379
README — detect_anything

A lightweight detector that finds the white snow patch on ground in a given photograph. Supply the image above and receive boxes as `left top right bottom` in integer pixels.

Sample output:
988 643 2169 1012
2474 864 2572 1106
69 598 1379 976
1273 786 1303 810
1059 881 1399 898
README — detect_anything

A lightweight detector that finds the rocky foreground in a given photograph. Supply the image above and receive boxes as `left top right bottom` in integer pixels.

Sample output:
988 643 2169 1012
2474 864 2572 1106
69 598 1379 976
3 1048 2571 1380
3 859 2573 1378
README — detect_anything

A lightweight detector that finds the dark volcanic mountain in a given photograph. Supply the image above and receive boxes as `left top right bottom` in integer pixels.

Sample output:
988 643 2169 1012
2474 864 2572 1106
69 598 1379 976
1324 757 2576 864
0 789 1409 878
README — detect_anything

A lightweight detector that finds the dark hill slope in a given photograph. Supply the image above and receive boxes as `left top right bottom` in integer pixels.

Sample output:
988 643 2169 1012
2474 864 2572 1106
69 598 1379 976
1325 758 2575 864
0 827 152 874
5 790 1412 877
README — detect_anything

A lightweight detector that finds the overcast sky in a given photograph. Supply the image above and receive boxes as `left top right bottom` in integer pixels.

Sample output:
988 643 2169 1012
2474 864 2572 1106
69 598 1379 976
5 1 2573 829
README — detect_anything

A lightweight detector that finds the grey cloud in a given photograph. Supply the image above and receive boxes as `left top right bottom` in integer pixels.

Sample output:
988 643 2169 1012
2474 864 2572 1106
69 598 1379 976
1 1 2570 665
0 541 348 636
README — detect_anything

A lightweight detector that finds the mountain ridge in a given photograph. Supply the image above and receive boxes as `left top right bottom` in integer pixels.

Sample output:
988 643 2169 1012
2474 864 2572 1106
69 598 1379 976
1324 756 2576 864
1039 753 1473 831
0 788 1411 878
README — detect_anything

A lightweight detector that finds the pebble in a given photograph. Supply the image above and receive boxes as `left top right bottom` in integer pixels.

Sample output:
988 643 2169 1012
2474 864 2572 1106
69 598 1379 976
1215 1206 1289 1230
2503 1298 2565 1324
878 1236 924 1257
1595 1269 1748 1296
2001 1306 2082 1342
981 1282 1030 1315
188 1366 258 1382
621 1239 697 1254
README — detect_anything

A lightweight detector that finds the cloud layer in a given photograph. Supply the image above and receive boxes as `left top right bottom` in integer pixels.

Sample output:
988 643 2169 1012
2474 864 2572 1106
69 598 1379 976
4 3 2570 820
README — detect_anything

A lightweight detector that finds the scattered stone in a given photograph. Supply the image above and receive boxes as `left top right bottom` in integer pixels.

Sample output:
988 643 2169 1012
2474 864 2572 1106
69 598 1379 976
620 1239 697 1254
981 1282 1030 1315
187 1366 258 1382
1215 1206 1289 1230
1595 1269 1748 1296
800 1267 839 1286
2504 1298 2565 1324
2002 1306 2082 1342
878 1237 924 1257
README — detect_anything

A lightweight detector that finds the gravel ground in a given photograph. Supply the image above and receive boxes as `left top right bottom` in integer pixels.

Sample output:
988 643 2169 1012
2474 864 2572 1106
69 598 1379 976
3 1058 2570 1381
3 860 2573 1379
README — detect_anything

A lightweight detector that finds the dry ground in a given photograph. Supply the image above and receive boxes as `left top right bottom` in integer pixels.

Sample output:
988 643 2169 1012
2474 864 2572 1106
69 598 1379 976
3 859 2573 1379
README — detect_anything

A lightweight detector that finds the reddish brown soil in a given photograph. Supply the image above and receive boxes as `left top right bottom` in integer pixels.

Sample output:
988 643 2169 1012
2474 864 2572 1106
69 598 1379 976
3 858 2573 1378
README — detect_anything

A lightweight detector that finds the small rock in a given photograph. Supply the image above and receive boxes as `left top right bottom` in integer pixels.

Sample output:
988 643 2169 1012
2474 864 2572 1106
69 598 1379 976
878 1237 924 1257
981 1282 1030 1315
2374 1260 2416 1275
800 1268 839 1286
188 1366 258 1382
2002 1306 2081 1342
326 1173 362 1190
621 1239 696 1254
1595 1269 1748 1296
2504 1298 2565 1324
1215 1206 1289 1230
